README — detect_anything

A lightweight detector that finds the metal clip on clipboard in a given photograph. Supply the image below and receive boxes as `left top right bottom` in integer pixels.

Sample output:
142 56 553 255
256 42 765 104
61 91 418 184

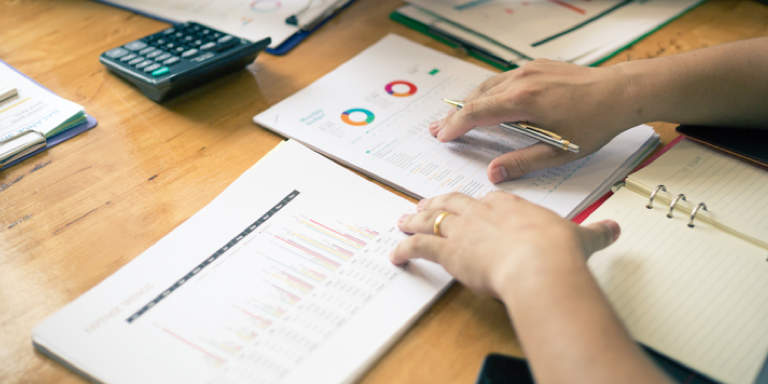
0 130 47 168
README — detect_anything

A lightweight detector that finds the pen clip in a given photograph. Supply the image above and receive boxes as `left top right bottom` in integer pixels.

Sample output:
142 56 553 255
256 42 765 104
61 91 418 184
517 123 562 140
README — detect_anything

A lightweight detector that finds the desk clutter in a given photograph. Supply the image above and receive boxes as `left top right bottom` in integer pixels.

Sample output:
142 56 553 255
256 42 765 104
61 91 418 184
96 0 356 54
6 1 767 384
0 61 97 170
393 0 704 69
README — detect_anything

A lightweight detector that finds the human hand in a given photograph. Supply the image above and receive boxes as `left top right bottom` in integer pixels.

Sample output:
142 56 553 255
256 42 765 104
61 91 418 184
431 60 639 183
391 192 620 298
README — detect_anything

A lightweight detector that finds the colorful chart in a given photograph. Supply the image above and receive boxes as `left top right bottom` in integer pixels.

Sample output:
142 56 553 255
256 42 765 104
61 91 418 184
340 108 375 126
384 80 418 97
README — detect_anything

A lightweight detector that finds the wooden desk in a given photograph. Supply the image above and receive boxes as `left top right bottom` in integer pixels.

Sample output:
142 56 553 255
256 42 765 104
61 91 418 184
1 1 766 382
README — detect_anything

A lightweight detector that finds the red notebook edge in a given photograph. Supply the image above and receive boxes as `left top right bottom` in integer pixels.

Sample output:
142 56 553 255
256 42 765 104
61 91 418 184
571 135 685 224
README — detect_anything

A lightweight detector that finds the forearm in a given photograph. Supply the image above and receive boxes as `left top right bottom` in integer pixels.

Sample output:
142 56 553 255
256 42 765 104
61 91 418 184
499 251 670 384
617 37 768 128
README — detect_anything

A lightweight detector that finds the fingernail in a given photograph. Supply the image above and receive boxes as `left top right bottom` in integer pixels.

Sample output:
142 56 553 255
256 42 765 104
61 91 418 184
398 214 412 225
417 199 428 211
490 166 509 184
428 121 440 134
604 220 621 242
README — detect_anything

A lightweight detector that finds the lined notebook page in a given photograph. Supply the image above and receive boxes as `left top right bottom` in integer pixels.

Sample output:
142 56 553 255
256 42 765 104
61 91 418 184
586 187 768 384
627 139 768 243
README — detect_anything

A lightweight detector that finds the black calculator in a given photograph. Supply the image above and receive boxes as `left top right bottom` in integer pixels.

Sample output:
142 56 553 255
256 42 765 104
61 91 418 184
100 22 270 102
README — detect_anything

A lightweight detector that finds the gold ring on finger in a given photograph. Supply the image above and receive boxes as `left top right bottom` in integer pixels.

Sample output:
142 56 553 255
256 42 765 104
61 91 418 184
433 211 451 237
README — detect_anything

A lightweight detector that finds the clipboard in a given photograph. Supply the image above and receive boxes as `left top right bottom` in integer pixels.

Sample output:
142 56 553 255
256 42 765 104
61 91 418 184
0 60 97 170
94 0 357 55
0 115 97 170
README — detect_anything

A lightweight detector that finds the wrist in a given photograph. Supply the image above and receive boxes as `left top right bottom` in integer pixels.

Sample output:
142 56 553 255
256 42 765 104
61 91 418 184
612 60 663 126
492 242 590 314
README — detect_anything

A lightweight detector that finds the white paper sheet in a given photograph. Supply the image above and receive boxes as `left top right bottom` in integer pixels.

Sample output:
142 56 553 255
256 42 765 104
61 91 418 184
0 62 83 141
33 140 452 384
101 0 350 49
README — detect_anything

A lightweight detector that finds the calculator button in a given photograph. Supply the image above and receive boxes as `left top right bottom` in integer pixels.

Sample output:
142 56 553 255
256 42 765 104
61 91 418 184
146 50 164 59
163 56 180 66
217 35 234 44
119 53 137 62
151 67 170 77
200 42 216 50
162 28 175 35
124 41 148 51
181 49 198 58
135 60 153 69
105 47 129 59
144 64 161 73
128 57 144 65
155 53 171 61
139 47 156 55
174 47 185 54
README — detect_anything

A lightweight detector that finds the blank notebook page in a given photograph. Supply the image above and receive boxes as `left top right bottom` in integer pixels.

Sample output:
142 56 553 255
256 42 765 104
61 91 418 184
627 139 768 242
586 187 768 384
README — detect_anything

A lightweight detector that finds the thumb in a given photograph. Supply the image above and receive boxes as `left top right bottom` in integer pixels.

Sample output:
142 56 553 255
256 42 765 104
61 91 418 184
487 143 580 183
578 220 620 256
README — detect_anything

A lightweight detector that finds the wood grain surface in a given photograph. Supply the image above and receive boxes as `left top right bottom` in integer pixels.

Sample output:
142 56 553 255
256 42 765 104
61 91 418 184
1 1 766 382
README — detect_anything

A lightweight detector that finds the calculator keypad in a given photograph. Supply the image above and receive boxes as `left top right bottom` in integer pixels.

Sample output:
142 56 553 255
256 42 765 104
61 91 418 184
114 22 240 78
99 21 270 101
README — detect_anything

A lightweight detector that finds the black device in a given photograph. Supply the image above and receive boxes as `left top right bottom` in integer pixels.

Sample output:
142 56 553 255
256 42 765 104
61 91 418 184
99 22 270 102
676 125 768 168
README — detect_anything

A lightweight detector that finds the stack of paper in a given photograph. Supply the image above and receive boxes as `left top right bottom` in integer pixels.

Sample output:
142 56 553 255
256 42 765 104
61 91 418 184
254 34 659 219
394 0 704 68
0 61 95 169
33 140 452 384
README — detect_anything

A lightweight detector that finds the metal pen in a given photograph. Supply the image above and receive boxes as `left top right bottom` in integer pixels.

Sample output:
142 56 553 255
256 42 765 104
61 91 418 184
442 98 580 153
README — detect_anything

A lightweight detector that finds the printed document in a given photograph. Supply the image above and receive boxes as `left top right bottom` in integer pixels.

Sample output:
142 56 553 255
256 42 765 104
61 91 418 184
254 34 658 218
33 140 452 384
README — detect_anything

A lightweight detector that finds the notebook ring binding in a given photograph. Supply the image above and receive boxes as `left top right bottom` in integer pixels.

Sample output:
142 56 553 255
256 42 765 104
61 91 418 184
666 193 687 218
646 184 667 209
687 202 708 228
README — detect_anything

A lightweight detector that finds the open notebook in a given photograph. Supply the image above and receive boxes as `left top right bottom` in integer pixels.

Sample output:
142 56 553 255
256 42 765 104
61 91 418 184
584 139 768 384
33 140 452 384
254 34 659 219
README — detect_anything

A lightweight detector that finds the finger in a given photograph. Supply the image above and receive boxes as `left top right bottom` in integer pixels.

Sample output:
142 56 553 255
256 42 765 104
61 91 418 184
578 220 621 256
390 234 450 266
398 209 458 237
429 110 457 137
436 96 524 142
487 143 581 182
417 192 478 215
465 74 507 101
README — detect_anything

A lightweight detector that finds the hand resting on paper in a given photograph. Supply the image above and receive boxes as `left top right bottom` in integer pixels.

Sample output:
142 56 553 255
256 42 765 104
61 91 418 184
431 37 768 184
391 191 619 297
390 191 672 383
430 60 633 183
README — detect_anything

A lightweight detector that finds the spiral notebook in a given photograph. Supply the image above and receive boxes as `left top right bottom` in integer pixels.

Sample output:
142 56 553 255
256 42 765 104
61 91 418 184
582 138 768 384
